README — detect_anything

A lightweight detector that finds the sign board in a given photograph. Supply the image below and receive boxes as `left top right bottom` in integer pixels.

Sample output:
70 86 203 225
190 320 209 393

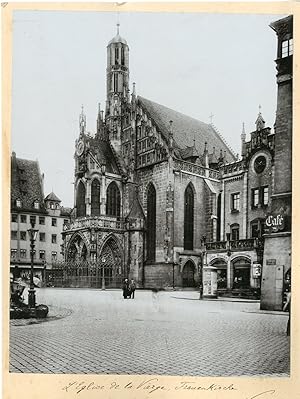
253 263 261 278
266 259 276 265
265 213 285 233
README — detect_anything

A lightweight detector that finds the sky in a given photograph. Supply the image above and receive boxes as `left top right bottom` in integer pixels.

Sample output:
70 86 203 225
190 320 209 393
11 10 283 207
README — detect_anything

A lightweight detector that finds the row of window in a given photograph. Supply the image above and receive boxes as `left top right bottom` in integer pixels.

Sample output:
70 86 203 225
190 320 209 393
11 249 57 261
231 186 269 212
11 214 68 226
230 219 266 240
137 138 153 153
114 46 125 66
77 181 121 217
11 231 59 243
14 199 40 209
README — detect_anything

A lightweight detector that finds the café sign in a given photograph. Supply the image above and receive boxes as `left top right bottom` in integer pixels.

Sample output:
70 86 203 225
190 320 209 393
265 213 285 233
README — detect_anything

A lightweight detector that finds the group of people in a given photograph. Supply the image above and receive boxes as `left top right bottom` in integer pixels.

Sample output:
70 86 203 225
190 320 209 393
122 278 136 299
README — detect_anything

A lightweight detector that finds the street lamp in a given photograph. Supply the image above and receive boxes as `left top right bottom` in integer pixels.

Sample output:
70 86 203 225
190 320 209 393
199 235 206 299
101 257 106 290
27 221 39 308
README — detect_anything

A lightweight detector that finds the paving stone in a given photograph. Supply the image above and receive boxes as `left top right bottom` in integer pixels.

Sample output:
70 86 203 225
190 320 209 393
9 288 290 376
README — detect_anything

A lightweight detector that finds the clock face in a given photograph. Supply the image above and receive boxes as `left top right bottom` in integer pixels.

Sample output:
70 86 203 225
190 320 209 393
254 155 267 174
76 140 84 156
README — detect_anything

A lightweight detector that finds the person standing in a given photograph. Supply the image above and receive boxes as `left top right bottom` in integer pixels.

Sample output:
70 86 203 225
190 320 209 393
283 290 291 336
122 278 130 299
129 279 136 299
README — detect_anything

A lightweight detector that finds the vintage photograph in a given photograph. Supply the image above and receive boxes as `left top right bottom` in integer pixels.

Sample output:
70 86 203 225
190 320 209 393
9 10 292 377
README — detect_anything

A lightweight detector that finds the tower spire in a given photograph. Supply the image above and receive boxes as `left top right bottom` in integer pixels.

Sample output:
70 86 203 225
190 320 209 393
117 22 120 35
255 104 265 131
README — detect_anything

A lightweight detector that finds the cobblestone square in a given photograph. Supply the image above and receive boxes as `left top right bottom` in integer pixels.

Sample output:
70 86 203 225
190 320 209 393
9 288 290 376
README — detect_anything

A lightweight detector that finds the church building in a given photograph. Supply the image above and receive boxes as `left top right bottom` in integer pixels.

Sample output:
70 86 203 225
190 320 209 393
58 16 292 308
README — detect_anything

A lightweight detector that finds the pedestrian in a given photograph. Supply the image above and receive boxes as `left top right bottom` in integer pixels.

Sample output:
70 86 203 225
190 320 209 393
129 279 136 299
283 290 291 336
122 278 130 299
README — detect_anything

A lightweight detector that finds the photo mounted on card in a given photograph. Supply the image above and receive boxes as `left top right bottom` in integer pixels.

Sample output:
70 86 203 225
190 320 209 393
2 2 298 399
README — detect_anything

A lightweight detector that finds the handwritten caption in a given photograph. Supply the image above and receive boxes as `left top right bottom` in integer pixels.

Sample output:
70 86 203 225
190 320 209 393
62 378 237 395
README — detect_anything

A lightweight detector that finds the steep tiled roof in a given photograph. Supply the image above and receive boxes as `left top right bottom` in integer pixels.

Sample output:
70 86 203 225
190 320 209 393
45 192 61 202
61 206 73 216
11 153 46 213
180 145 200 160
87 136 122 175
138 96 236 162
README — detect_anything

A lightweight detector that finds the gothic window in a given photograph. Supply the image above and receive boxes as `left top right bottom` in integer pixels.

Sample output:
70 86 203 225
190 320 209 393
147 183 156 261
91 179 101 216
216 193 221 241
106 182 121 217
184 184 194 250
114 74 118 92
76 181 86 217
121 47 125 65
115 47 119 64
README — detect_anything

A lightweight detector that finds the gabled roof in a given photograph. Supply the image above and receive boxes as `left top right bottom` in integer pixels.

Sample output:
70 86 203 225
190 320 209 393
11 153 46 212
137 96 236 163
45 192 61 202
87 136 122 175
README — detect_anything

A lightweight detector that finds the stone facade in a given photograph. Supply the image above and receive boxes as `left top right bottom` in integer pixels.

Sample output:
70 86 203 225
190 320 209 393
61 17 292 303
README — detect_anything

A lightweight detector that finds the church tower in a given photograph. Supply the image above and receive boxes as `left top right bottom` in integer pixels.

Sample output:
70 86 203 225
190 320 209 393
105 24 130 154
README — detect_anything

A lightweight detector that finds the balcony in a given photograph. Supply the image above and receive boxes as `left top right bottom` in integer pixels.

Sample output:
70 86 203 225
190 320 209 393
206 238 260 252
63 216 125 232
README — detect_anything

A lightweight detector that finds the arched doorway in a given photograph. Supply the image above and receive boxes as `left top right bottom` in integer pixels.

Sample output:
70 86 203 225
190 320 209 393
212 259 227 289
232 257 251 289
99 237 124 288
182 260 196 287
67 235 88 262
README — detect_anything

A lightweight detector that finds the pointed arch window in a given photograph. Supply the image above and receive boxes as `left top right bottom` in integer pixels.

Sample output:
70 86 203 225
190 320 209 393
106 182 120 217
114 74 118 92
147 183 156 262
76 181 86 217
91 179 101 216
184 184 194 250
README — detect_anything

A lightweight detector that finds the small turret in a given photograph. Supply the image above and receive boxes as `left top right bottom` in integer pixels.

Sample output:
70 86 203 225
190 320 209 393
255 105 265 131
168 120 174 152
241 122 246 157
79 105 86 136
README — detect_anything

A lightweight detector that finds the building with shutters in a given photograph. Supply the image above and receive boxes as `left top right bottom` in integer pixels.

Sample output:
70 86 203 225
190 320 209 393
59 17 292 302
